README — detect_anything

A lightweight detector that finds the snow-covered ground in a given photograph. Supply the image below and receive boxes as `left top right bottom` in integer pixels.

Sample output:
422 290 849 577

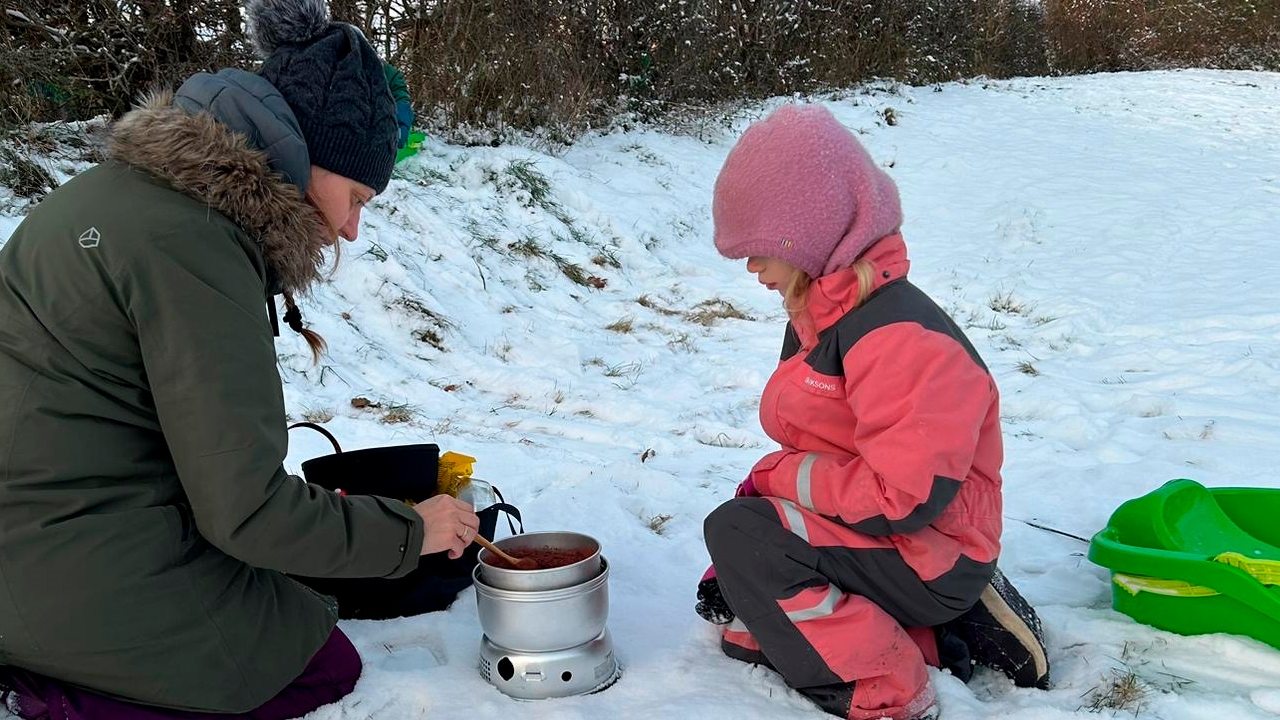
3 68 1280 719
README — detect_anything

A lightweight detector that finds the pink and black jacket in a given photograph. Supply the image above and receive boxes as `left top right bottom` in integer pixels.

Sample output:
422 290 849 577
748 233 1002 594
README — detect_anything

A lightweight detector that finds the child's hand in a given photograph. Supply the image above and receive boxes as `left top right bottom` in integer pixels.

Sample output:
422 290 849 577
734 477 759 497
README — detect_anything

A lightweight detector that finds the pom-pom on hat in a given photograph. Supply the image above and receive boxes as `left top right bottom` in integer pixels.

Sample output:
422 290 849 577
712 104 903 278
246 0 398 193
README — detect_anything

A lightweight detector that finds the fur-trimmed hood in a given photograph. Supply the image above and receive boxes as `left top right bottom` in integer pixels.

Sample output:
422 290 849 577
107 90 327 295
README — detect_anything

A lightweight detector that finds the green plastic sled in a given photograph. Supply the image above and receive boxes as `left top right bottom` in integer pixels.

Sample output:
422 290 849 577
1089 478 1280 650
396 131 427 164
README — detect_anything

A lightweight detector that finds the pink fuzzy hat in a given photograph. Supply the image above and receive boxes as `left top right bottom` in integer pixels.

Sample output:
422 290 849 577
713 104 903 278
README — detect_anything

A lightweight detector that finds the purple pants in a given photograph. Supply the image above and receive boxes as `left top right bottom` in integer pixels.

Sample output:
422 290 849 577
1 628 360 720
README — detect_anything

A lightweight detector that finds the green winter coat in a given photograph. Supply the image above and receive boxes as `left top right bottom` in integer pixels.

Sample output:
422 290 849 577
382 62 411 105
0 91 423 713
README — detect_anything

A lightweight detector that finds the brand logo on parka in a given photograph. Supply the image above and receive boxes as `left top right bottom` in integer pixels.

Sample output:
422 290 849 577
78 227 100 248
804 376 838 392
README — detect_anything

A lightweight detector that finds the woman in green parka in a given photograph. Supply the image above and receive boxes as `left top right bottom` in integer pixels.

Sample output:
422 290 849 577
0 1 479 718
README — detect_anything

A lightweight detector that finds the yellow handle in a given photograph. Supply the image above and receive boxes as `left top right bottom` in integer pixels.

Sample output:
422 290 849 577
437 451 477 497
1215 552 1280 586
1113 573 1219 598
1112 553 1280 599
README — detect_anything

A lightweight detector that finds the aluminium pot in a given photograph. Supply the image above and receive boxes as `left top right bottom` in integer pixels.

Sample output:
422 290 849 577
475 531 601 592
473 558 610 653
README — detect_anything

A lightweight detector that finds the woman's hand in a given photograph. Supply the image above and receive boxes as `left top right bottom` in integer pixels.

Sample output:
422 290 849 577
412 495 481 559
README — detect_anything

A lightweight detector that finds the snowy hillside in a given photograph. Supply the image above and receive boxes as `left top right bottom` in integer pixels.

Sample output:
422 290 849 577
3 69 1280 719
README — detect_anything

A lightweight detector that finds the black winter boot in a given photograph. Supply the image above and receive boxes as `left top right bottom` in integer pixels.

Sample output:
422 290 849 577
947 567 1050 689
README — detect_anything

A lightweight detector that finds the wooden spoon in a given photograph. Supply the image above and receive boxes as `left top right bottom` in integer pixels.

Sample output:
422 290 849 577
474 535 537 570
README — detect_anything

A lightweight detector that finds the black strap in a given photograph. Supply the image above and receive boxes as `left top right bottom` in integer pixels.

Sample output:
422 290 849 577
491 487 523 535
286 421 343 453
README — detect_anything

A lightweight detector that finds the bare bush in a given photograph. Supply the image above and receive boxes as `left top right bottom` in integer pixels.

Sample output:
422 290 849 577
396 0 616 141
1 0 1277 138
0 141 56 200
1043 0 1280 72
1043 0 1150 71
1 0 253 127
1142 0 1280 68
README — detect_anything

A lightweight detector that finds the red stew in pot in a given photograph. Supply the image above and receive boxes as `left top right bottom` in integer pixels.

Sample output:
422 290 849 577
483 546 594 570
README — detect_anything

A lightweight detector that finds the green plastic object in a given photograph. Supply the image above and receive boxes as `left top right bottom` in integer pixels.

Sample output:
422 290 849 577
1089 478 1280 650
396 131 427 164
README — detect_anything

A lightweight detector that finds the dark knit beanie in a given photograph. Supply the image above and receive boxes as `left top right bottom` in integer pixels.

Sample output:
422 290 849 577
246 0 397 193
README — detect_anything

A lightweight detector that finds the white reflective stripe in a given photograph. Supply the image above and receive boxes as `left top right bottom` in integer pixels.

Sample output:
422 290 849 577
727 618 749 634
776 499 810 543
795 453 819 510
785 585 843 625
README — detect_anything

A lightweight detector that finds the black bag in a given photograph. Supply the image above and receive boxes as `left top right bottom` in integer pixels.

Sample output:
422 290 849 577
286 422 522 620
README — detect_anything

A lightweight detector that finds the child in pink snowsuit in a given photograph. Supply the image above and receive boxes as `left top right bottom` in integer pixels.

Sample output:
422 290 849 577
697 104 1050 720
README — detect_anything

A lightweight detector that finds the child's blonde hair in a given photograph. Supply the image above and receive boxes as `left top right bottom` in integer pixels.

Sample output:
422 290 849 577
783 258 877 328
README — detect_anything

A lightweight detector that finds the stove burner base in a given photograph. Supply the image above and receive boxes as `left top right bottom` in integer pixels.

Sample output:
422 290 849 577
479 629 620 700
